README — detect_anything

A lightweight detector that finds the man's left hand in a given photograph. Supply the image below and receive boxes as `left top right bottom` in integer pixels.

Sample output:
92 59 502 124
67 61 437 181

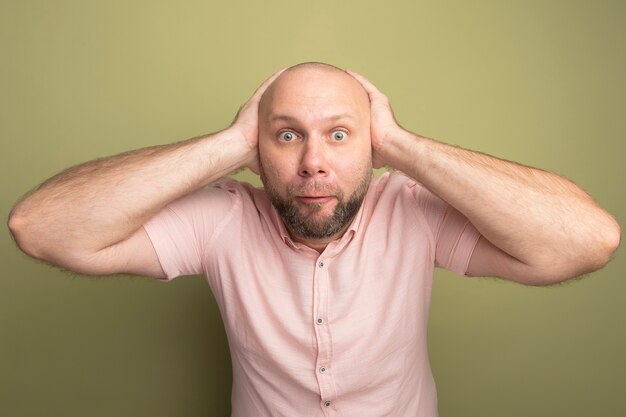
346 69 406 169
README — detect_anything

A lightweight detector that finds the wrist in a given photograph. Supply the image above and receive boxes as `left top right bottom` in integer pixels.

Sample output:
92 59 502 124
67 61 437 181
219 126 259 172
377 128 426 172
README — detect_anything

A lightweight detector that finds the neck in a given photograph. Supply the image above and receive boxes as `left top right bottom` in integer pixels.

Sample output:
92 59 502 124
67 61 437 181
287 223 351 253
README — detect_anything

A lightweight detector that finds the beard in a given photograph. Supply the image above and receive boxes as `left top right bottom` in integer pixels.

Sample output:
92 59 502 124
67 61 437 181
260 167 372 240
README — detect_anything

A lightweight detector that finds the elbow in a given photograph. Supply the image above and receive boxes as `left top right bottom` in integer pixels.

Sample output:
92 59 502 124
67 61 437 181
526 217 621 286
8 207 24 243
8 208 106 276
594 214 621 268
8 208 28 253
8 205 44 260
560 214 621 281
7 207 22 237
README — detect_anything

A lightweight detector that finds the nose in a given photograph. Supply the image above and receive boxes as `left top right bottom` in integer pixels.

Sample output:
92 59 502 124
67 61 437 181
299 137 329 178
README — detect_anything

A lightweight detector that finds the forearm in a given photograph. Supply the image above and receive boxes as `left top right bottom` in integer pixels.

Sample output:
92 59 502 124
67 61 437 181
345 69 619 280
9 127 251 260
379 130 621 272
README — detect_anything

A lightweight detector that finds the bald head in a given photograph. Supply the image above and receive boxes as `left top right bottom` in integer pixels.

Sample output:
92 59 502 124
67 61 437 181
284 61 344 73
258 62 371 124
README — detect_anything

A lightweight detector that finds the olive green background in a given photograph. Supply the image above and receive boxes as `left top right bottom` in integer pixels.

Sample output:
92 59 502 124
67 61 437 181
1 1 624 416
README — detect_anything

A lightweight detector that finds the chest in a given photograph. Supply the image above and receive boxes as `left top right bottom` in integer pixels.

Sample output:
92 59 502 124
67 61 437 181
205 223 435 361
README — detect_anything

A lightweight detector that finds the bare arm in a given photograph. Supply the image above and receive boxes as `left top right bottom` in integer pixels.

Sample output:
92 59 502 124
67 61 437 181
348 70 621 285
8 69 285 278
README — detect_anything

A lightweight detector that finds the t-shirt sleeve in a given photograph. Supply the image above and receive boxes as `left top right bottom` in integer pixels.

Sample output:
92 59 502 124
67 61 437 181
414 183 482 276
142 183 238 281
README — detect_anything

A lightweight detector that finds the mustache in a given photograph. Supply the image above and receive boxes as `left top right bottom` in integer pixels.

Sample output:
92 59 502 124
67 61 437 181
286 181 341 197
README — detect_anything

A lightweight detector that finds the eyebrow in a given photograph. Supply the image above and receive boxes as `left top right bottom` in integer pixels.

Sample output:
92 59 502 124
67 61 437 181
268 113 356 124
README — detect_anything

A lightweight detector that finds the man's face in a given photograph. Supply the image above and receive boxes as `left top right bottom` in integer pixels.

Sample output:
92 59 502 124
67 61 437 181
258 66 373 243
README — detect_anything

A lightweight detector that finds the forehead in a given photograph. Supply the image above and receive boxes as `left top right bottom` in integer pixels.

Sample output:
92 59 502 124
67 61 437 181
260 68 370 125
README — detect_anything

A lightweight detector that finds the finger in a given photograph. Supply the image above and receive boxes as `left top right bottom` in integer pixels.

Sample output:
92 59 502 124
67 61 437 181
249 67 288 102
345 69 383 97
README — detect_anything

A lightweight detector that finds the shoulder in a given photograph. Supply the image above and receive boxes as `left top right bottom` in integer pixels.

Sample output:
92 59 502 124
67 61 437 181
155 177 267 222
212 177 271 211
371 170 424 201
377 171 445 208
359 171 425 222
368 171 447 231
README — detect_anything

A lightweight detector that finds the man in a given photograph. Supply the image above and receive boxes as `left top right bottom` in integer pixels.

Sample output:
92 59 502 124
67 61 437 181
8 62 621 416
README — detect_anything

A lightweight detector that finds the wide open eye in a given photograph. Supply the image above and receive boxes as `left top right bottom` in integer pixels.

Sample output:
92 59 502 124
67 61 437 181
279 131 296 142
332 130 347 141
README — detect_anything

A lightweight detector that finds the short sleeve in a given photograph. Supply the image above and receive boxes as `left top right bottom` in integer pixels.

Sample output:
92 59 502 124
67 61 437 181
414 183 482 276
143 183 238 281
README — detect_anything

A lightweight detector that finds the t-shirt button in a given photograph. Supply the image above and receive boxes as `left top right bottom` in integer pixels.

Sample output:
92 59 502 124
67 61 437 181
324 400 332 407
316 318 323 325
319 261 324 268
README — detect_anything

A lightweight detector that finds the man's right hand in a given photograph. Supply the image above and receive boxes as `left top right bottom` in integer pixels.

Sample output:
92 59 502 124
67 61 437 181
227 68 286 174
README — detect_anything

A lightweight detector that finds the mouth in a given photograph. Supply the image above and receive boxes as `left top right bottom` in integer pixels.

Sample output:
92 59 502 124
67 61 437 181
296 196 335 204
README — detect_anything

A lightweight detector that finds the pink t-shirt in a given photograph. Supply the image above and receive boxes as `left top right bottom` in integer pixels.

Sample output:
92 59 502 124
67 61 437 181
143 171 481 417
